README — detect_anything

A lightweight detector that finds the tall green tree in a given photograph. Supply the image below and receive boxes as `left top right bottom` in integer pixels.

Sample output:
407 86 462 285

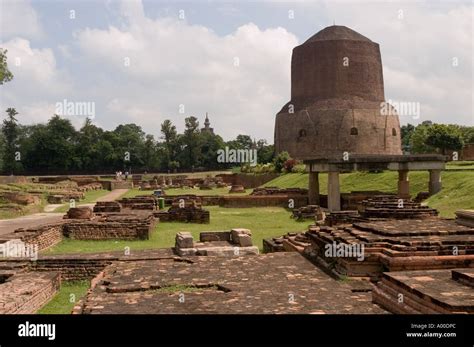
0 48 13 85
160 119 178 170
1 108 20 174
425 124 464 154
179 116 201 170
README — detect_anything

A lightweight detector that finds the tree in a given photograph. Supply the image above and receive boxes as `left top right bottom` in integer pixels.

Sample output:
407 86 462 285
256 139 274 164
1 108 20 174
400 123 415 152
410 123 435 154
273 151 290 173
425 124 464 154
160 119 178 170
199 131 226 170
179 116 201 170
0 48 13 85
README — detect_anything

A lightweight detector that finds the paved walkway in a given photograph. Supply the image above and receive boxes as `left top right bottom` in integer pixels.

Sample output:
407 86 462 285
0 189 129 236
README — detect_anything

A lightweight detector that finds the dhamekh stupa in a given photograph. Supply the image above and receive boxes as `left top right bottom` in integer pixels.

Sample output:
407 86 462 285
274 25 403 159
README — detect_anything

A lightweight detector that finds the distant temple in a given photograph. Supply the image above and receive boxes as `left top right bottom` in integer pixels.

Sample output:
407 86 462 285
201 113 214 134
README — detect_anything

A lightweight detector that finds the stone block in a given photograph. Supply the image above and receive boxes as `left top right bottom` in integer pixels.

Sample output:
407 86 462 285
231 228 251 243
175 232 194 249
236 234 253 247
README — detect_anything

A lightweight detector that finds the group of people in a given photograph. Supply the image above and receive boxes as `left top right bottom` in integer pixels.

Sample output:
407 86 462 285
115 171 129 181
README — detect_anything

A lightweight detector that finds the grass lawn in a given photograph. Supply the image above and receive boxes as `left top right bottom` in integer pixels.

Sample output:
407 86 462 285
121 187 249 198
37 280 90 314
53 189 111 213
264 170 474 218
43 206 308 255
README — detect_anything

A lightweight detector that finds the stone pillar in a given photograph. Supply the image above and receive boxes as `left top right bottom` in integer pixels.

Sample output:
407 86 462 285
308 172 320 205
429 169 442 195
398 170 410 198
327 171 341 212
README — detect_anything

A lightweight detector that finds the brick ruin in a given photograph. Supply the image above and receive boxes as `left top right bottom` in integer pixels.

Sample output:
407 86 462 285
117 195 159 210
72 252 384 314
133 175 228 191
373 268 474 313
292 205 324 221
229 184 245 193
251 187 308 196
154 197 210 223
359 196 438 219
263 202 474 314
93 201 121 213
63 213 156 240
0 271 60 314
175 229 259 256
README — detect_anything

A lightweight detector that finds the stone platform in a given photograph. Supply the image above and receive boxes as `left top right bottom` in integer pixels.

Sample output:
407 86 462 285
73 252 386 314
373 268 474 313
304 218 474 279
175 230 259 257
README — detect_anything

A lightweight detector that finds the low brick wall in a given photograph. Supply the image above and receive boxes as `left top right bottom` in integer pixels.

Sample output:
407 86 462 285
219 195 308 208
30 249 175 281
63 217 155 240
0 271 60 314
32 259 113 281
3 223 64 251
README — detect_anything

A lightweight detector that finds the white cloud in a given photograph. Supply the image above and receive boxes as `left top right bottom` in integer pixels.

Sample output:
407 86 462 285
0 38 73 123
71 1 298 139
0 0 43 40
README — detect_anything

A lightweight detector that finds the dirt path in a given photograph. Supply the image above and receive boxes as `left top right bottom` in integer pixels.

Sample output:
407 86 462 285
0 189 129 236
0 212 64 236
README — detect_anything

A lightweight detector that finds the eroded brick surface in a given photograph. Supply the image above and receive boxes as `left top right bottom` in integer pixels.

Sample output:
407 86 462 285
75 253 386 314
373 268 474 313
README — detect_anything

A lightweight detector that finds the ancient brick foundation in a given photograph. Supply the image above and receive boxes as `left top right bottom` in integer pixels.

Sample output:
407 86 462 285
154 197 210 223
1 223 64 251
360 196 438 219
73 252 385 314
219 195 308 208
303 219 474 279
0 271 60 314
93 201 122 213
65 207 94 219
251 187 308 196
175 229 259 256
292 205 324 221
373 268 474 314
63 213 155 240
117 196 158 210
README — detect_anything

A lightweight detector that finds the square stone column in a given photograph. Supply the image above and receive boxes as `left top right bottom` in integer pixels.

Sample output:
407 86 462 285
308 172 320 205
397 170 410 198
327 171 341 212
429 169 442 195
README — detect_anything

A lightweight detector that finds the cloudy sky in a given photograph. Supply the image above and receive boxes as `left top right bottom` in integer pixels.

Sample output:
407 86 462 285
0 0 472 142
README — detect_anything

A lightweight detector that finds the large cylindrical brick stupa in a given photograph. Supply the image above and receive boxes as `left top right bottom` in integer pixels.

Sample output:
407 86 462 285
274 25 402 159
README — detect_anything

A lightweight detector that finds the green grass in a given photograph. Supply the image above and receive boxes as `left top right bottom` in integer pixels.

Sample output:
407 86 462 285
53 189 111 213
0 200 47 219
43 206 308 255
446 161 474 170
37 280 90 314
264 171 474 218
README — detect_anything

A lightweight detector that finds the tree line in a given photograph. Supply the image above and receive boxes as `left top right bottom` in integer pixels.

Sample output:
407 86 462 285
401 121 474 155
0 109 275 175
